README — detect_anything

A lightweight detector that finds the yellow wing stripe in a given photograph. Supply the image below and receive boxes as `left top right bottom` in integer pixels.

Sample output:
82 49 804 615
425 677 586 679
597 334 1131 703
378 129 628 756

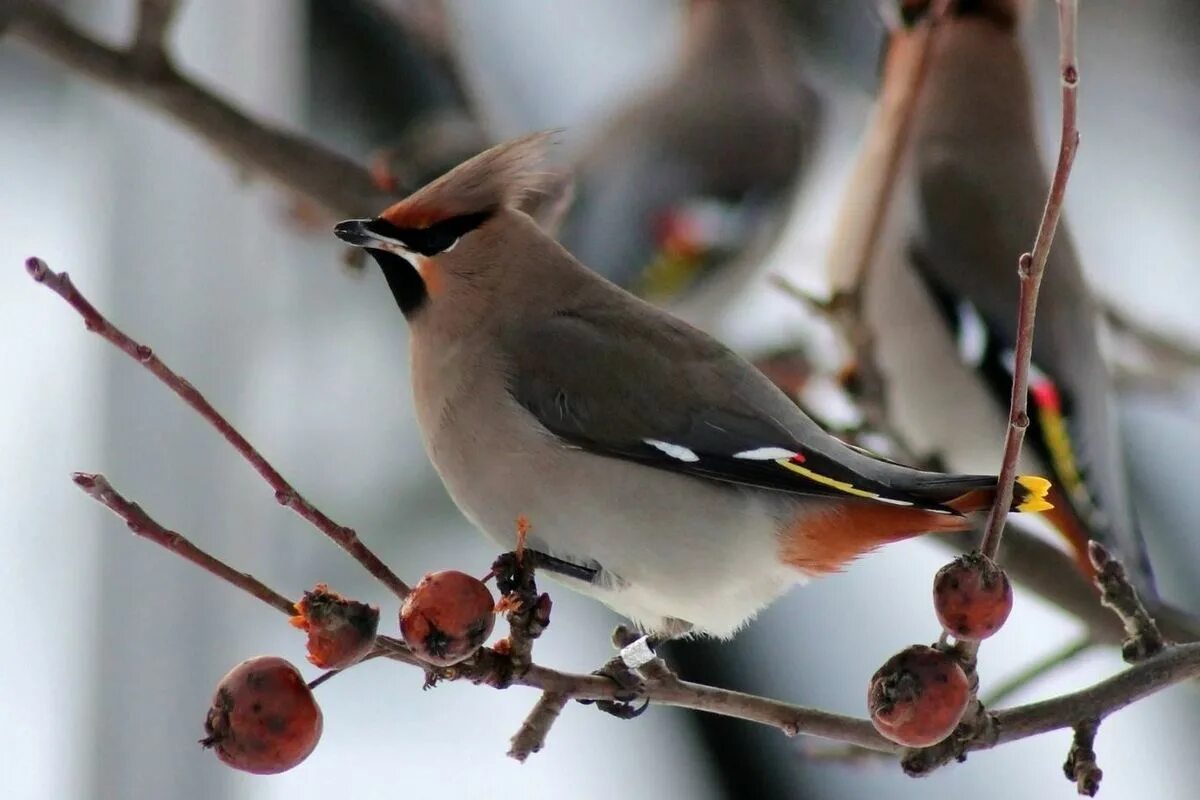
774 458 916 506
1016 475 1055 513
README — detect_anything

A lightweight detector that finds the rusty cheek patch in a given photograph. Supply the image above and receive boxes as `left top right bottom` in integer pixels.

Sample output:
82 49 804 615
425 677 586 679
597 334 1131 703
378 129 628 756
417 257 444 297
779 502 971 575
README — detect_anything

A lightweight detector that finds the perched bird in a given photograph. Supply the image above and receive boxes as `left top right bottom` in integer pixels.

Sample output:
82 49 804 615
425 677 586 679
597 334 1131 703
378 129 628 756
561 0 821 303
334 132 1051 638
852 0 1154 591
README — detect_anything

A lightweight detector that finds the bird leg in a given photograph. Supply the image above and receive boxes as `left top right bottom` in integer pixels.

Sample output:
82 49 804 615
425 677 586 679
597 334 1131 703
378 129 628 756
579 624 687 720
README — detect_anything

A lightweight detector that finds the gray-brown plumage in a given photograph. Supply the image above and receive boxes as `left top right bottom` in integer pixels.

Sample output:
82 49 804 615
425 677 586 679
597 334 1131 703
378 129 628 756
561 0 821 295
335 132 1053 637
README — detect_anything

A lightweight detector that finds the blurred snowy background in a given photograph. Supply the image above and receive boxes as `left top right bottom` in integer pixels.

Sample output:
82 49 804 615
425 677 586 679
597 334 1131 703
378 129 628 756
1 1 1198 798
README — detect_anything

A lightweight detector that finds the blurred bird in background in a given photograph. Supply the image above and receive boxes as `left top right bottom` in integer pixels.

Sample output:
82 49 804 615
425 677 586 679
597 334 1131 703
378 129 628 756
560 0 822 309
835 0 1156 592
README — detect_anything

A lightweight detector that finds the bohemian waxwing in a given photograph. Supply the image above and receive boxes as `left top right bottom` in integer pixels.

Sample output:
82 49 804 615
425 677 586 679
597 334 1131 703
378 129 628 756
334 132 1052 638
560 0 821 302
849 0 1155 593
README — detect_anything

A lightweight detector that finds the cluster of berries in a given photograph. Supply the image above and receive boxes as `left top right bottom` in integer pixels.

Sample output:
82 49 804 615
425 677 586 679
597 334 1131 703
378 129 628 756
202 571 497 773
868 553 1014 747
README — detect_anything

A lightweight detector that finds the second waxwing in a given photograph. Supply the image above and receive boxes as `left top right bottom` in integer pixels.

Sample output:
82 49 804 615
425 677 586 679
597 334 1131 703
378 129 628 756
560 0 821 304
334 132 1053 638
855 0 1155 592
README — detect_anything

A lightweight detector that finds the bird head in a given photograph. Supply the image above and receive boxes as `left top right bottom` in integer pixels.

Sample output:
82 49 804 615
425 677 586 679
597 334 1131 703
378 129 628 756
334 131 562 319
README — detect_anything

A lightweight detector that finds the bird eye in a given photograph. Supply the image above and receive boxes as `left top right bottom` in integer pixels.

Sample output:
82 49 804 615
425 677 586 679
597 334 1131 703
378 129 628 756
365 210 492 256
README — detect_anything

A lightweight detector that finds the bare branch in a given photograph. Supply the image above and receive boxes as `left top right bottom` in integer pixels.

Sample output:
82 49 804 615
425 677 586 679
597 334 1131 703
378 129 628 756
131 0 182 63
984 635 1095 708
508 692 569 762
63 368 1200 772
1089 542 1167 663
1063 718 1103 796
26 257 411 601
3 0 389 217
71 471 296 616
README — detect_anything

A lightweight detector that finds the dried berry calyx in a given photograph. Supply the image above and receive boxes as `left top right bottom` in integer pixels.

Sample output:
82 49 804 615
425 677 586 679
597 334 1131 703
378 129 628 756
400 570 496 667
202 656 323 774
933 552 1014 642
291 583 380 670
868 645 970 748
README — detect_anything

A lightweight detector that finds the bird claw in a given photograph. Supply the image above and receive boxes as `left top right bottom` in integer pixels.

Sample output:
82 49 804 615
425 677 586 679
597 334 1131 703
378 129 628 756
593 697 651 719
577 654 649 719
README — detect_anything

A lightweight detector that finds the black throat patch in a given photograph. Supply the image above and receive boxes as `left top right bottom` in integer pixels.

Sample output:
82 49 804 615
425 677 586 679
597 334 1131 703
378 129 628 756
365 249 427 317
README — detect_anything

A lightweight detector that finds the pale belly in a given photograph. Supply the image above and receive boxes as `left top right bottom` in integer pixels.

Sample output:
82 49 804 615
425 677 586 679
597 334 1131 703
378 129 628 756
422 394 804 638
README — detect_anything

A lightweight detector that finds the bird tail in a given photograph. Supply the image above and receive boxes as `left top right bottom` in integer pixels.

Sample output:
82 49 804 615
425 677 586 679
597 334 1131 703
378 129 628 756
945 475 1054 515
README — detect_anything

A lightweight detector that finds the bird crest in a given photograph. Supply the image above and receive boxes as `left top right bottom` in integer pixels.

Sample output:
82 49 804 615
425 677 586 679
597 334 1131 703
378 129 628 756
378 130 562 230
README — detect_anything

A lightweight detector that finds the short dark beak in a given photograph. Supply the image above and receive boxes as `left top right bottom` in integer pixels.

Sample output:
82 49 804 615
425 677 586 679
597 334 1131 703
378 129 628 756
333 219 377 247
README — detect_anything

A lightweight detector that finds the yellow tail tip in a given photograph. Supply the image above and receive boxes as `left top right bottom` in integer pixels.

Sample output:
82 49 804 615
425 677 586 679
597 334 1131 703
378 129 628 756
1015 475 1054 513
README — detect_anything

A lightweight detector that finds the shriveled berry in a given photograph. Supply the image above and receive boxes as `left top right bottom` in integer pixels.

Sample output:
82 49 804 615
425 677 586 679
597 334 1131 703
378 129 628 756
202 656 322 774
400 570 495 666
290 583 379 670
933 553 1013 641
868 645 970 747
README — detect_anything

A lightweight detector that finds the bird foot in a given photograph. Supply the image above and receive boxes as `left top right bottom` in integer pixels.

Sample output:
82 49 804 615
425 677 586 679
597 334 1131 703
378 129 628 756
580 655 649 719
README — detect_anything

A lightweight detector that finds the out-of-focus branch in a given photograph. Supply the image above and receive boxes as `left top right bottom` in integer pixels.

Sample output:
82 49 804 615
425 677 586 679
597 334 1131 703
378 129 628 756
131 0 181 63
1102 300 1200 371
824 0 950 294
983 635 1094 708
3 0 390 217
26 257 412 601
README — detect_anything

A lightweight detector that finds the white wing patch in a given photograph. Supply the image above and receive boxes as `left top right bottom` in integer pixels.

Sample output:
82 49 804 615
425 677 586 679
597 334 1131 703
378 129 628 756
732 447 799 460
644 439 699 462
955 299 988 366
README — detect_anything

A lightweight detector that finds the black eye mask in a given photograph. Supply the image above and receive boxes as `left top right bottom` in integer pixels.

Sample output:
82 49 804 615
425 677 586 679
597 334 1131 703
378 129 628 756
365 210 494 257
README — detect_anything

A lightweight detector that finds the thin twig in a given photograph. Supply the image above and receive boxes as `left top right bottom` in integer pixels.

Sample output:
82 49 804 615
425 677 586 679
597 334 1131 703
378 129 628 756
26 257 411 601
1063 718 1103 796
131 0 182 63
1089 542 1167 663
508 692 569 762
984 635 1095 708
976 0 1080 562
3 0 389 217
1101 300 1200 370
71 471 296 615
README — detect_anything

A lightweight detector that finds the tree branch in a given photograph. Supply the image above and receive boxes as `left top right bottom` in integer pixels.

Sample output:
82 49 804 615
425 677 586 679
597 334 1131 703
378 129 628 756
1089 542 1167 663
71 471 297 616
824 0 951 294
64 468 1200 768
3 0 389 217
131 0 181 63
508 692 569 762
26 257 412 601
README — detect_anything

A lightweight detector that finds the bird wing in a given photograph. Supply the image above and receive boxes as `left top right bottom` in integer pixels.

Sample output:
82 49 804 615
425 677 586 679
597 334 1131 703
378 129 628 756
502 305 998 512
